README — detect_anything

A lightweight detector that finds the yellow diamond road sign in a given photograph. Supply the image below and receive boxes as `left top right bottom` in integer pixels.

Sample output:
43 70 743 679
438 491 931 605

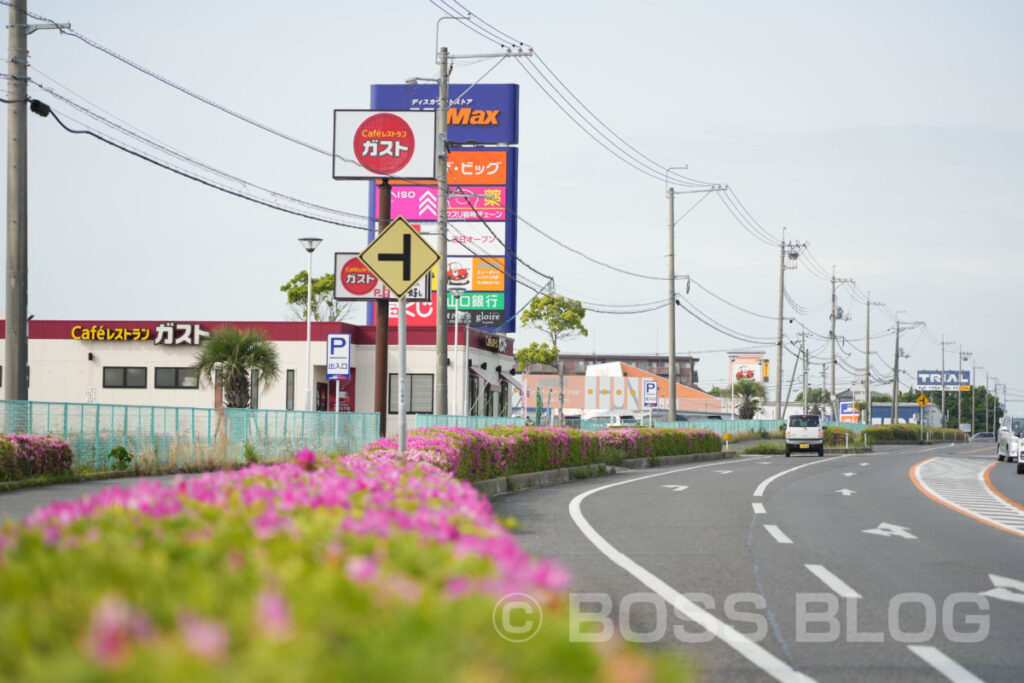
916 394 929 407
359 217 440 299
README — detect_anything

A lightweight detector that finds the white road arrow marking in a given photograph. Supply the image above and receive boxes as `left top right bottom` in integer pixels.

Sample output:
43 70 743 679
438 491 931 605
980 574 1024 604
835 489 856 496
662 485 689 492
715 470 733 474
862 523 917 539
843 472 857 477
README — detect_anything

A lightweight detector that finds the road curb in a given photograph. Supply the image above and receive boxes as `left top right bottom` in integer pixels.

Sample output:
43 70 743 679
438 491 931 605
473 451 736 498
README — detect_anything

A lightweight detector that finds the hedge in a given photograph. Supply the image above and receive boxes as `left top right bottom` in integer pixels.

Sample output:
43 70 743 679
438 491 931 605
364 426 723 481
0 434 74 482
861 425 967 442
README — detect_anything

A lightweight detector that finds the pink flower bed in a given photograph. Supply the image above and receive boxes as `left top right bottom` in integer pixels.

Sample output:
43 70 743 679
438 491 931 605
0 433 74 481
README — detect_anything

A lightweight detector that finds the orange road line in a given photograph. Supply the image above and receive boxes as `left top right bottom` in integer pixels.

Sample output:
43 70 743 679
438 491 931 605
984 463 1024 513
909 457 1024 540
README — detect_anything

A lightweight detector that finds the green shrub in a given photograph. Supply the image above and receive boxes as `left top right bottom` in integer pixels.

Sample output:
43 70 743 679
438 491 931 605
742 443 785 454
241 442 261 464
107 445 134 471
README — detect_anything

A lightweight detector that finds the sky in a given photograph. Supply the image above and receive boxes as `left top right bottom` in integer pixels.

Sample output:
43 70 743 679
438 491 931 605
2 0 1023 408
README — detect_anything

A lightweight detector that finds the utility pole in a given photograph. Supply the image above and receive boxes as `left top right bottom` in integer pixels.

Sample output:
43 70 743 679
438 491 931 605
5 2 67 402
892 316 900 424
865 294 871 426
668 185 677 421
801 330 808 413
820 363 827 419
433 46 450 414
984 369 989 433
957 347 970 432
775 230 803 419
939 335 955 427
5 0 28 402
829 266 852 419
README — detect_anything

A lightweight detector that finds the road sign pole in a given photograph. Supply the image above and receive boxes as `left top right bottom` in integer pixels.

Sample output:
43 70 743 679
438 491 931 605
374 180 391 438
398 293 407 454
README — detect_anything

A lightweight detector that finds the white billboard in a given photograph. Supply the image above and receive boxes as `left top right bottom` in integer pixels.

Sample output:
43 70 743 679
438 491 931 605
332 110 437 180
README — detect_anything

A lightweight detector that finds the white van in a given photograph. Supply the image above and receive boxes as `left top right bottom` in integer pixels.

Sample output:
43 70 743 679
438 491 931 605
996 415 1024 473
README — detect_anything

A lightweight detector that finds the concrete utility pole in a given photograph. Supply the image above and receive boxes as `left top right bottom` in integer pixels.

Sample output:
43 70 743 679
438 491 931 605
801 330 808 413
891 317 901 424
829 267 852 419
434 46 450 415
5 2 67 402
939 335 955 427
668 185 677 421
958 348 972 431
774 230 803 419
865 294 871 426
5 0 28 401
820 363 827 419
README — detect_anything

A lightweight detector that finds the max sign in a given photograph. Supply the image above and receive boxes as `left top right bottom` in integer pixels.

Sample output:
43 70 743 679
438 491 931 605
326 334 351 380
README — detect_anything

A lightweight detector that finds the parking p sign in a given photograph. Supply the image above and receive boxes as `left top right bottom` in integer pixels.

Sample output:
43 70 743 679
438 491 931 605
326 333 351 380
642 379 658 408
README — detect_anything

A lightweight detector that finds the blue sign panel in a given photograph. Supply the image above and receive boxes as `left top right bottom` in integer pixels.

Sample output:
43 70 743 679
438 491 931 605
369 84 519 145
917 370 971 390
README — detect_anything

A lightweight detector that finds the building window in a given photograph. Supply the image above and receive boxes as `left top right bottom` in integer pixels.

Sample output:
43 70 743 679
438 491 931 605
286 370 295 410
469 374 482 416
389 374 434 414
154 367 198 389
103 366 146 388
499 381 510 417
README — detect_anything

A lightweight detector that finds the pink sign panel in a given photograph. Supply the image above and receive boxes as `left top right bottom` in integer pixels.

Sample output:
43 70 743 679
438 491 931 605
378 185 506 222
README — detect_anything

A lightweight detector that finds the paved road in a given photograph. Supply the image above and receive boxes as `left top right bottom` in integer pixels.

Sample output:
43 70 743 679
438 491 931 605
494 443 1024 682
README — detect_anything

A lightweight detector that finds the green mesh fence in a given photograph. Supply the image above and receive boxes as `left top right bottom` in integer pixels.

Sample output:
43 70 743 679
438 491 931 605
0 400 379 469
413 414 528 430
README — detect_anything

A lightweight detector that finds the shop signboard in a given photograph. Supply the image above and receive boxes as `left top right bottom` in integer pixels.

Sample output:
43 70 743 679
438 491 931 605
332 110 437 180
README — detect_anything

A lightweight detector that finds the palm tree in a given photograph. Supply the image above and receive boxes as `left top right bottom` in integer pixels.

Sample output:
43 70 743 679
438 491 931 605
733 379 766 419
193 326 280 408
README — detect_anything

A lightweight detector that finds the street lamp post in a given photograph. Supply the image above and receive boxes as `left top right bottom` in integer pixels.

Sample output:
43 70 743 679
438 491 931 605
298 237 322 411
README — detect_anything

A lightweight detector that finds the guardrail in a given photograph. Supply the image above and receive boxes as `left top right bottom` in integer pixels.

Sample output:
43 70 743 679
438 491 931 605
0 400 379 468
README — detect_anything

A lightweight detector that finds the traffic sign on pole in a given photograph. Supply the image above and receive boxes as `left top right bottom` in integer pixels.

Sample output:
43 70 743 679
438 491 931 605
359 217 440 299
916 394 929 407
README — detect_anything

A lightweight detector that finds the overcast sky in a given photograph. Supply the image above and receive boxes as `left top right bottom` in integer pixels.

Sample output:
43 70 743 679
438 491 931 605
3 1 1022 404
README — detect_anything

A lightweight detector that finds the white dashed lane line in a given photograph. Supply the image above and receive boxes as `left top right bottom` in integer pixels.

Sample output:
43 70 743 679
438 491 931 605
804 564 861 599
764 524 793 544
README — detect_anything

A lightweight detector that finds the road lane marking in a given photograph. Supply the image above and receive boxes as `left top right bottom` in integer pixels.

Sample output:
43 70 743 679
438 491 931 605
859 462 870 466
983 463 1024 513
764 525 793 544
911 457 1024 539
862 522 917 539
842 472 857 477
835 489 855 496
569 462 816 683
662 485 689 492
753 456 850 497
805 564 861 599
715 470 734 474
980 574 1024 604
752 502 766 514
906 645 984 682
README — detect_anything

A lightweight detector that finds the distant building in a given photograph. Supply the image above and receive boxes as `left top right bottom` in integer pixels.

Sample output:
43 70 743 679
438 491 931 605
523 353 699 387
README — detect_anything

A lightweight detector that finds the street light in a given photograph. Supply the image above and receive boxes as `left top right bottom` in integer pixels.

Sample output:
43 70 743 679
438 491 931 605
298 237 322 411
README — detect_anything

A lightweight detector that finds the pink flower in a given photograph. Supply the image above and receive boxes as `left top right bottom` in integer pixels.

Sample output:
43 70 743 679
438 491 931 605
256 588 294 641
346 555 378 583
83 595 155 667
294 448 316 470
178 612 229 661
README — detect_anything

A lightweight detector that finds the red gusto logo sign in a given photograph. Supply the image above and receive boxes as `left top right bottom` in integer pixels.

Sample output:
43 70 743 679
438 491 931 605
354 113 415 175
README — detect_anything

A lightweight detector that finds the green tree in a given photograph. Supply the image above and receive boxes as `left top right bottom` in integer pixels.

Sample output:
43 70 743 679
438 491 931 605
280 271 352 322
193 326 281 408
515 294 587 424
794 388 832 416
732 379 766 419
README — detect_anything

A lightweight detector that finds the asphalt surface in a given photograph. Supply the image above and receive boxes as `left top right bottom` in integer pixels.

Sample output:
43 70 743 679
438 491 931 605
494 443 1024 682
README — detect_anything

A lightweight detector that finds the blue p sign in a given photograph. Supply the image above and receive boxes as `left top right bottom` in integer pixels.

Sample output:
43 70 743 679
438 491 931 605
326 333 351 380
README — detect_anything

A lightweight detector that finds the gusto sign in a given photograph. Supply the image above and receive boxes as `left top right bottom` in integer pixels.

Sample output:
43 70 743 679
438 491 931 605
353 113 415 175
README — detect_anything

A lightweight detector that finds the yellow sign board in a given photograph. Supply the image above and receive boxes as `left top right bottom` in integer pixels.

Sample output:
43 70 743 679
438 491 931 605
359 217 440 299
916 394 930 407
960 385 970 392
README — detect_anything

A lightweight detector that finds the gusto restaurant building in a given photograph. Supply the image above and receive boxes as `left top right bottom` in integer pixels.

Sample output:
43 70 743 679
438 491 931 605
1 320 522 433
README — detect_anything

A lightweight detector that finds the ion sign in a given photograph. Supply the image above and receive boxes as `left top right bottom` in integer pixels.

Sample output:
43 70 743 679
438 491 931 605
332 110 436 180
326 333 351 380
